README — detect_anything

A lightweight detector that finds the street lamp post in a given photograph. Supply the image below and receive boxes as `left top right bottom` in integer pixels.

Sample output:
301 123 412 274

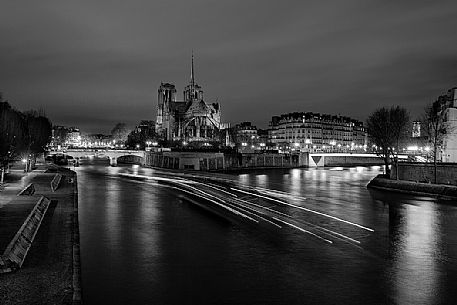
22 158 28 172
145 141 153 151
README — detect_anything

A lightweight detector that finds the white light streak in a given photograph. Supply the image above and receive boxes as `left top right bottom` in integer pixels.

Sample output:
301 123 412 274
231 187 374 232
272 217 333 244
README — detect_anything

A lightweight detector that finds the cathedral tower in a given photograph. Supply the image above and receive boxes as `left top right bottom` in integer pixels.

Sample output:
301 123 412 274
156 82 177 134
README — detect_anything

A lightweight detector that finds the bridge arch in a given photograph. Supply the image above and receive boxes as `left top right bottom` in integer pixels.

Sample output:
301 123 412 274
114 154 144 166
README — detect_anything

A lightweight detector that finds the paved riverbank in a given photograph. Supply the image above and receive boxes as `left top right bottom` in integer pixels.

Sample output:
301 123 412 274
0 165 80 305
367 175 457 199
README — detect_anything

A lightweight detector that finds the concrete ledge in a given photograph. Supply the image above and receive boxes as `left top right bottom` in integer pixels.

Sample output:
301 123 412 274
50 173 62 192
367 176 457 199
2 196 51 269
17 183 35 196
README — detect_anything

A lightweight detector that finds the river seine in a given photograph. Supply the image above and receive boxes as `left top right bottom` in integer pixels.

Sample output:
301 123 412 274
76 162 457 304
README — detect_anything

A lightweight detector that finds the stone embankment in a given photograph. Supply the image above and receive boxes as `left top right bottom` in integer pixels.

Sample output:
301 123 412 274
0 165 81 305
391 162 457 186
367 174 457 199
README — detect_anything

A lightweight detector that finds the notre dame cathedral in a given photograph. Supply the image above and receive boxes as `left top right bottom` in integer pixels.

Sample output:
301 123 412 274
155 55 226 145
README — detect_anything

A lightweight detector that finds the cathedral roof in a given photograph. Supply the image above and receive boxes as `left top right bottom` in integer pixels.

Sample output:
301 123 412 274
169 101 187 113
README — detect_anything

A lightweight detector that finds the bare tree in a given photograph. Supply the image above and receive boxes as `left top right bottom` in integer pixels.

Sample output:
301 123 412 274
23 111 52 171
367 106 410 178
111 123 130 145
422 99 452 183
388 107 410 179
0 101 27 182
1 96 52 180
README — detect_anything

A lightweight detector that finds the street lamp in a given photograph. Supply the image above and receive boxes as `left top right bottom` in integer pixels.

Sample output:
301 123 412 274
145 141 152 151
22 158 27 172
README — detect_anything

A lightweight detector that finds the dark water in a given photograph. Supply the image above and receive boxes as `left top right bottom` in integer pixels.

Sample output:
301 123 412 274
77 163 457 305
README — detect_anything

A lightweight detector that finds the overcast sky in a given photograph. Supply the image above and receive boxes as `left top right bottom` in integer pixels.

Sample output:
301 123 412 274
1 0 457 133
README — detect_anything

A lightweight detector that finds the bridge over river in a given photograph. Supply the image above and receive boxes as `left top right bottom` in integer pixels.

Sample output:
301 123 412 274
47 149 145 166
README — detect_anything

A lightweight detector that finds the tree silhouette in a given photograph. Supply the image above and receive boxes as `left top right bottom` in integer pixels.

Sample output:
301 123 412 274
126 121 156 149
1 96 52 179
422 99 455 183
367 106 410 177
111 123 130 145
0 101 27 182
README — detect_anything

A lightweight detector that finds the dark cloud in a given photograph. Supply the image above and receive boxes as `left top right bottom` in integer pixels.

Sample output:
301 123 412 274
1 0 457 132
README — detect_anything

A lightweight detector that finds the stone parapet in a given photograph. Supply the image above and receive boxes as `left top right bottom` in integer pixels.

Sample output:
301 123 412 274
391 162 457 186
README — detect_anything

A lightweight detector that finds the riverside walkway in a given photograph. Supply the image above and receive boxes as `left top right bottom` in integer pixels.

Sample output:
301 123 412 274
0 164 79 305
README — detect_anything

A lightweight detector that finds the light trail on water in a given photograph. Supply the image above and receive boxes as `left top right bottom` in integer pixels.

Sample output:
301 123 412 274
231 187 374 232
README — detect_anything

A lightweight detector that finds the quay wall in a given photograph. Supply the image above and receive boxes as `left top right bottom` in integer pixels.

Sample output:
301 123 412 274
323 155 383 166
391 162 457 186
144 152 306 171
144 151 383 171
368 175 457 199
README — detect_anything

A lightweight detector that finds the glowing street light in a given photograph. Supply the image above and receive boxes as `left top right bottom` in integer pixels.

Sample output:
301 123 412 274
145 141 152 151
22 158 28 172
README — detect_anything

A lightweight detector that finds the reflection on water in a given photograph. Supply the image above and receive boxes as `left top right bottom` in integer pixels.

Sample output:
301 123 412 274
390 203 439 304
77 163 457 305
105 177 120 247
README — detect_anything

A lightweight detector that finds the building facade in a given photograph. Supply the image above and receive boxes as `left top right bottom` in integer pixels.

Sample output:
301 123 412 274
269 112 367 152
155 55 223 145
50 126 81 148
412 121 421 138
435 87 457 162
80 134 113 148
230 122 263 152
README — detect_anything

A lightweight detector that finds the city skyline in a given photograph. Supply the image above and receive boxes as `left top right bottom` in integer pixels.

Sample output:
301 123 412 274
1 1 457 133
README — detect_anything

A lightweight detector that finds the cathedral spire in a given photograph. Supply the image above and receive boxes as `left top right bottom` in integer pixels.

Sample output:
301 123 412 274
190 51 195 86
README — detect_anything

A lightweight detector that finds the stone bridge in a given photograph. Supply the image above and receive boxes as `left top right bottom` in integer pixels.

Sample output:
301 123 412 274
47 149 145 166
